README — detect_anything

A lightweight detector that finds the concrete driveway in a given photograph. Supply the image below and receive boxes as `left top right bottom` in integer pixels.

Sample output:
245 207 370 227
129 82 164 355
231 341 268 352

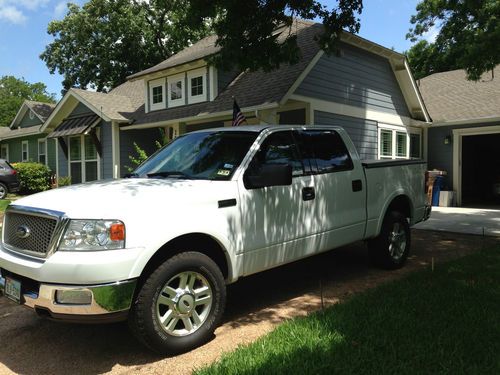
414 206 500 236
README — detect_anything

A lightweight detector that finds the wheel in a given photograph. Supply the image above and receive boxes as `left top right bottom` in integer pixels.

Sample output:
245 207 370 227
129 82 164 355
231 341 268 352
0 183 7 199
129 252 226 354
369 211 410 270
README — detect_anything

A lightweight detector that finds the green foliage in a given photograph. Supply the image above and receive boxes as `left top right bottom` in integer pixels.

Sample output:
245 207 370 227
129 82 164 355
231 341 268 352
126 142 150 172
12 162 52 195
57 176 72 187
0 200 11 212
185 0 363 72
196 246 500 374
407 0 500 80
0 76 56 127
41 0 210 92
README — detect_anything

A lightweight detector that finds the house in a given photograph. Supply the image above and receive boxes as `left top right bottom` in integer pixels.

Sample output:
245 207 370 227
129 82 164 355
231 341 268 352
0 101 56 170
2 19 429 186
420 66 500 206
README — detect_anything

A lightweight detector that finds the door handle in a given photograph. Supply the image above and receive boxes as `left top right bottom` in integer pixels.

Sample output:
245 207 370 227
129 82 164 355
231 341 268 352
352 179 363 192
302 187 315 201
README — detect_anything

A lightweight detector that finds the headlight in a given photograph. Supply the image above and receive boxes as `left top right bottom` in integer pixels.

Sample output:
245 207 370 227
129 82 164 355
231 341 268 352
59 220 125 251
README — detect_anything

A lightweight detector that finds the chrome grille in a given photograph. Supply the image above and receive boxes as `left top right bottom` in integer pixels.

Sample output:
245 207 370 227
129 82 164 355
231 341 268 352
4 211 58 257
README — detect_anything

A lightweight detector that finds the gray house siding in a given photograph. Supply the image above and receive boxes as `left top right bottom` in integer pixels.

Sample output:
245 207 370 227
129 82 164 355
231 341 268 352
315 111 378 160
47 139 57 172
427 121 500 189
57 141 68 177
100 121 113 179
296 44 410 118
120 128 162 176
18 111 42 128
71 102 94 116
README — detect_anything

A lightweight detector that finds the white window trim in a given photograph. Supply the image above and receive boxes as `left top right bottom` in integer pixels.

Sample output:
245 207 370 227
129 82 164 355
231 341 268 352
378 125 409 160
21 140 29 162
67 134 101 183
38 138 47 165
167 73 185 108
187 68 207 104
1 144 9 161
149 77 166 111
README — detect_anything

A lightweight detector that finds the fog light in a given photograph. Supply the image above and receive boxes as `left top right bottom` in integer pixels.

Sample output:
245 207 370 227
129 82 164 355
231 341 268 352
55 290 92 305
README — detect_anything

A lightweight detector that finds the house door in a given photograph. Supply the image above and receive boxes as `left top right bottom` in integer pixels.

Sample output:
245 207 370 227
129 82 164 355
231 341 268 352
69 135 100 184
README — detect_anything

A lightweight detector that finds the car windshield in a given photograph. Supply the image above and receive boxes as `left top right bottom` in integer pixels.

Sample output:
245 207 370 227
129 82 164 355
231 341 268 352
133 131 258 180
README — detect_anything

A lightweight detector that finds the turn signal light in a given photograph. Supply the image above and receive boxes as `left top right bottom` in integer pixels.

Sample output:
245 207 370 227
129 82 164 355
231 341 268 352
110 223 125 241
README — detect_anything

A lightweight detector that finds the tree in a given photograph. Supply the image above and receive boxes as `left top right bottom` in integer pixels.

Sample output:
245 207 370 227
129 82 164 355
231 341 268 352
41 0 210 92
184 0 363 72
0 76 56 127
407 0 500 80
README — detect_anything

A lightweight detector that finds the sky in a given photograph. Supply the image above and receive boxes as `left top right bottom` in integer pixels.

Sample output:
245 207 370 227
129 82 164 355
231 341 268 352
0 0 433 100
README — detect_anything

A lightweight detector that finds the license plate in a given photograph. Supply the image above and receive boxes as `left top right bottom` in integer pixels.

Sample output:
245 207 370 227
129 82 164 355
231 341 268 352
5 277 21 304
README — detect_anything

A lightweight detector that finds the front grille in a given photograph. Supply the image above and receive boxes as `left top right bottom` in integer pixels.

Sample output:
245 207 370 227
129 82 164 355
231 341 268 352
4 211 58 257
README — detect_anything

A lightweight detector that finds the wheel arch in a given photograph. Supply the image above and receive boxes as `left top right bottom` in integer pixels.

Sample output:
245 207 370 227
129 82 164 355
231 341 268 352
376 194 414 235
136 233 232 291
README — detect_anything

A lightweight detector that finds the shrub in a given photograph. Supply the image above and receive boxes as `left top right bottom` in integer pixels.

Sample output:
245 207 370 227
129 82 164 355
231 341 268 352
12 162 52 194
57 176 72 187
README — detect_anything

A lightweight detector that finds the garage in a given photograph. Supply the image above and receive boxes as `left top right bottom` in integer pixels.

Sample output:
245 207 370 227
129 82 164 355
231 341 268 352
461 133 500 207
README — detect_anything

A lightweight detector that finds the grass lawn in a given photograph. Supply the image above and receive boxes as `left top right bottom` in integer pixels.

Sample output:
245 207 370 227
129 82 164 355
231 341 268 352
196 246 500 375
0 200 11 212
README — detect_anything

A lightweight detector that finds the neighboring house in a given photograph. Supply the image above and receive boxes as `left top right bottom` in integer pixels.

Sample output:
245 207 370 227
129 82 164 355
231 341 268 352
40 19 429 185
0 101 56 170
420 66 500 206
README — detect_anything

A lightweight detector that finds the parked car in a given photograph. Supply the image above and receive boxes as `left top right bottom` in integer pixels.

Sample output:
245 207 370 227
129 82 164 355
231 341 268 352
0 159 20 199
0 125 430 354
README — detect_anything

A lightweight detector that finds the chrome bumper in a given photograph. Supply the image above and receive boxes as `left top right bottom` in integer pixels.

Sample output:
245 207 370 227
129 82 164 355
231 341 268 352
0 270 136 322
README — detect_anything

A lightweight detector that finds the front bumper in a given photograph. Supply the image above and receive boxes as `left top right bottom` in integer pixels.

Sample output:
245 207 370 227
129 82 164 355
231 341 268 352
0 269 136 323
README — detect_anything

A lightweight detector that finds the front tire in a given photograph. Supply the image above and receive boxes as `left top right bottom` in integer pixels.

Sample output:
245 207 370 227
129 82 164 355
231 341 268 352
369 211 411 270
0 183 7 199
129 252 226 354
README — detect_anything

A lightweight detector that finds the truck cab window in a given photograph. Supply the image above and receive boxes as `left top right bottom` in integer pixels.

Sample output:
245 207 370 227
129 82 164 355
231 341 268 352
247 131 304 177
299 130 353 173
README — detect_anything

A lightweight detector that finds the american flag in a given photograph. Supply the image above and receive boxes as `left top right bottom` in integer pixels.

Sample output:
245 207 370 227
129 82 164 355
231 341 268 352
232 100 247 126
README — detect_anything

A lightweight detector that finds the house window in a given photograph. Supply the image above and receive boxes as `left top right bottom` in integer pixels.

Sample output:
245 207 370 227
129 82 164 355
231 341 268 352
69 135 99 184
187 68 207 104
0 144 9 161
167 73 185 107
22 141 29 162
379 127 409 159
38 139 47 165
149 78 165 111
410 133 421 158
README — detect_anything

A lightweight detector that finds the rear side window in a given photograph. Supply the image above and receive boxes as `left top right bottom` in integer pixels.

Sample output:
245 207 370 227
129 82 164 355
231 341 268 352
298 130 353 173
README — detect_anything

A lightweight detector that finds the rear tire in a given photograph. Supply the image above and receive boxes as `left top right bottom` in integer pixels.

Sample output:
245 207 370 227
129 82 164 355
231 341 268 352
129 251 226 354
0 183 7 200
369 211 410 270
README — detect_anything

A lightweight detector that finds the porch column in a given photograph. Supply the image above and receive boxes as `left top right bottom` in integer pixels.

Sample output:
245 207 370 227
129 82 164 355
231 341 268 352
111 121 121 178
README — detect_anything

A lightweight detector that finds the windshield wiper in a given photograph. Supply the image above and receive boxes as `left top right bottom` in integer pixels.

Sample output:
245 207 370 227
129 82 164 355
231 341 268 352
147 171 192 179
124 173 139 178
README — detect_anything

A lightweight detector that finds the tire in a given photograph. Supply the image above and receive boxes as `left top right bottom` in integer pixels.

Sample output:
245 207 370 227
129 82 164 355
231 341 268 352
368 211 411 270
0 183 7 200
129 251 226 354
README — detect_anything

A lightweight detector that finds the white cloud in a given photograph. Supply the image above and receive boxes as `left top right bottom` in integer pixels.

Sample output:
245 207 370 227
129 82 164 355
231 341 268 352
423 25 440 43
0 5 27 24
53 1 67 19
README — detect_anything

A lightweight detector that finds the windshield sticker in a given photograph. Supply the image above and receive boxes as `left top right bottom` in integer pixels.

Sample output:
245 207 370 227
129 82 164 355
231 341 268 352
217 169 231 176
223 163 234 169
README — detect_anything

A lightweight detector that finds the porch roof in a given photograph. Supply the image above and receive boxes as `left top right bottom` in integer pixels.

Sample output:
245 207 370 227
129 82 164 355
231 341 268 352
47 114 100 138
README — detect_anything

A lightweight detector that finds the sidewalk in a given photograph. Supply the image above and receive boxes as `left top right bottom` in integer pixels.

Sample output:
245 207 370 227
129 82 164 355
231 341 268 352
414 206 500 237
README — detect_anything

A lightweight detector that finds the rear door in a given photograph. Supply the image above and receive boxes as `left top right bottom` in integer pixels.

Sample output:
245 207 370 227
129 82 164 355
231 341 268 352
297 129 367 248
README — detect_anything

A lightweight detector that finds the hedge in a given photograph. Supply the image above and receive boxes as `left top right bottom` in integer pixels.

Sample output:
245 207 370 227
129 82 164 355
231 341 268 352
12 162 52 195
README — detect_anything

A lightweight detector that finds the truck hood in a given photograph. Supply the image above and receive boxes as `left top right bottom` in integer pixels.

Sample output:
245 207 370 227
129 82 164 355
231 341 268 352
11 178 237 220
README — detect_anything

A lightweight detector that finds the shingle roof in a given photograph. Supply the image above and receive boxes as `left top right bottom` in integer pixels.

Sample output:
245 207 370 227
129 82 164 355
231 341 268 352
128 20 323 125
0 125 42 140
128 35 220 79
25 101 56 121
419 66 500 123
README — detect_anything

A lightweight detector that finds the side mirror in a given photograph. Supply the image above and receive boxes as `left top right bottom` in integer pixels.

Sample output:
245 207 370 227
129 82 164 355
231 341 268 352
244 164 292 189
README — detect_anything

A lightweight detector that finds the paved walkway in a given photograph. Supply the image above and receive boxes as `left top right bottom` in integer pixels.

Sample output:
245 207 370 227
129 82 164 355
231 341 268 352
414 206 500 237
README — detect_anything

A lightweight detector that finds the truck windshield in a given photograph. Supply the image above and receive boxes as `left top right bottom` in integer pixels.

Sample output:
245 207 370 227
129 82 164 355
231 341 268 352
133 131 258 180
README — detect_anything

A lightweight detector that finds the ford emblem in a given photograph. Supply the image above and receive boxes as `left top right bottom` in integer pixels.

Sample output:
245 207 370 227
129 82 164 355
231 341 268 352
16 225 31 239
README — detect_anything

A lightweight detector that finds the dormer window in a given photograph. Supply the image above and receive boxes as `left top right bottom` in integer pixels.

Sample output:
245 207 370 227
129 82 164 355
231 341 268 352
168 73 185 107
149 78 166 111
188 68 207 104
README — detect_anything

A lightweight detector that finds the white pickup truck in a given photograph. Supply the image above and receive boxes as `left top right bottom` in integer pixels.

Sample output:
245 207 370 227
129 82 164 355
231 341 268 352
0 125 430 353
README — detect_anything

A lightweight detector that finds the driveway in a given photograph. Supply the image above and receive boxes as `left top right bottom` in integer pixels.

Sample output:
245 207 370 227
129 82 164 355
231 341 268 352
0 230 498 375
414 206 500 236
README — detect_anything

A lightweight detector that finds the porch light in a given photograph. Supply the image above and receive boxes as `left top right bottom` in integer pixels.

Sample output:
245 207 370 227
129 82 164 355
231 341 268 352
444 135 452 145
